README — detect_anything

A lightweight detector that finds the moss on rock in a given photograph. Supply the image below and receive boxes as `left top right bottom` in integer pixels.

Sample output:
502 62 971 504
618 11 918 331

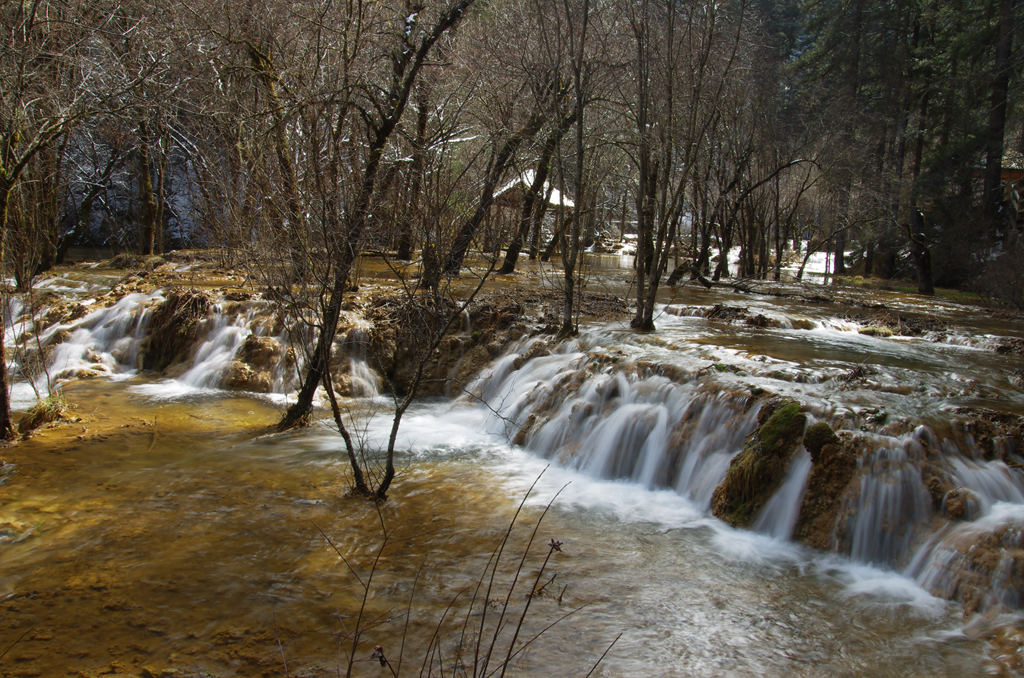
711 399 807 527
803 421 840 461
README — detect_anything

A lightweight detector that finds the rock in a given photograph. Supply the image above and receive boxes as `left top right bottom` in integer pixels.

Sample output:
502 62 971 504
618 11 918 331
711 400 807 527
926 526 1024 615
221 361 272 393
238 335 282 371
448 344 493 396
106 253 165 271
942 487 981 522
140 288 211 371
922 462 956 510
793 433 861 550
803 422 839 460
858 325 894 337
705 304 748 322
745 314 782 329
0 520 35 544
995 338 1024 355
43 301 88 326
364 290 530 397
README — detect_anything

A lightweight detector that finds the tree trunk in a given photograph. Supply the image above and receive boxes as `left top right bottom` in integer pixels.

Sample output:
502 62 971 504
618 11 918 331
278 0 477 430
444 114 544 275
397 92 429 261
906 212 934 295
983 0 1015 223
0 180 16 439
137 127 158 256
500 132 557 273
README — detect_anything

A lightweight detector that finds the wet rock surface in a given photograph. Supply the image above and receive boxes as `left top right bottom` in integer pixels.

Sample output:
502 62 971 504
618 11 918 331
793 429 861 550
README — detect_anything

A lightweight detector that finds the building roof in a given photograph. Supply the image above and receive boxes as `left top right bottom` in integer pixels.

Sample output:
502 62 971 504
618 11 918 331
494 170 575 208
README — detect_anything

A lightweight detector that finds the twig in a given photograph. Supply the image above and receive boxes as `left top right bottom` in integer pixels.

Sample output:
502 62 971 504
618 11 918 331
272 611 289 676
0 626 34 661
313 522 365 589
584 632 623 678
147 415 158 452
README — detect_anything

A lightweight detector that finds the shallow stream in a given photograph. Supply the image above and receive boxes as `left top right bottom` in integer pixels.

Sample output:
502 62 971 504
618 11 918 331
1 261 1023 676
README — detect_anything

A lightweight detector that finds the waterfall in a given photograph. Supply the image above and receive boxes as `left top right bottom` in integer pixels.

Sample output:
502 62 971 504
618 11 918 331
906 503 1024 613
753 448 813 539
40 292 159 383
468 338 759 509
838 441 934 567
179 308 255 388
12 277 1024 618
336 325 381 398
947 456 1024 509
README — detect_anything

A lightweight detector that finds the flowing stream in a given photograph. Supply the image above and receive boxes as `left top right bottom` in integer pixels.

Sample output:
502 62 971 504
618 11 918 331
1 263 1022 676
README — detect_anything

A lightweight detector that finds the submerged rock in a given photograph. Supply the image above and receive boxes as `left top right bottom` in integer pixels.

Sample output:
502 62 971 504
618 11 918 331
711 399 807 527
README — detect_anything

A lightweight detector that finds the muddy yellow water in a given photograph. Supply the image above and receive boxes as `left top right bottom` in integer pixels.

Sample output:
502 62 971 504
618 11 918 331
0 379 1006 677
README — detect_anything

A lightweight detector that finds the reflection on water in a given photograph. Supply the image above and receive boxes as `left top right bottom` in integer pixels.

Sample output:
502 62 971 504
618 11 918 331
0 381 997 677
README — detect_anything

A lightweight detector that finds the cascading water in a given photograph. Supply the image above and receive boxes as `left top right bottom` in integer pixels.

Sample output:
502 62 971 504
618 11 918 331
179 307 257 388
6 271 1024 622
335 323 381 398
838 437 936 566
9 291 160 407
465 334 761 509
753 448 813 539
463 326 1024 618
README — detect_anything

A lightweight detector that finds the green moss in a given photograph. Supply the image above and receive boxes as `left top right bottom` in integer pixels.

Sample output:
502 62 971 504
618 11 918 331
803 422 839 459
757 401 806 456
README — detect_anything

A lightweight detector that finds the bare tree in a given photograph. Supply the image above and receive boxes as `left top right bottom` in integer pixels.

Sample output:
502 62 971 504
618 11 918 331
0 0 152 438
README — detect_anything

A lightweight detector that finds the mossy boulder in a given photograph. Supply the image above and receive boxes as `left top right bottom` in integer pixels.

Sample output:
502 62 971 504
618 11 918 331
141 288 211 371
803 421 840 462
711 399 807 527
